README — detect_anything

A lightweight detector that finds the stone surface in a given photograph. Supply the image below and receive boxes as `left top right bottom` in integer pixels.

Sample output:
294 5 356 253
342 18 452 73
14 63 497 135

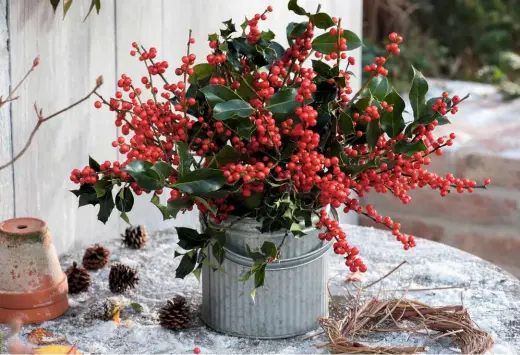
1 225 519 354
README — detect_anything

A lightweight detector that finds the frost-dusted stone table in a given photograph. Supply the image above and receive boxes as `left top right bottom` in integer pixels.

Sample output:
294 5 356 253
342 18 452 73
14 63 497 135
1 225 519 354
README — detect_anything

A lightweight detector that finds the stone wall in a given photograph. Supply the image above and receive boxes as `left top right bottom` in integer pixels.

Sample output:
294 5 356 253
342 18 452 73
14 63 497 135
360 80 520 277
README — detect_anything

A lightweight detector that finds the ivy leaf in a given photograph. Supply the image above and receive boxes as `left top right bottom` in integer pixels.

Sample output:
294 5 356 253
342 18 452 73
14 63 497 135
174 168 226 194
409 66 429 120
394 140 427 156
265 88 299 117
200 85 242 108
208 145 241 168
176 252 198 279
212 243 226 266
176 227 211 250
120 212 130 225
380 89 406 138
191 63 215 81
338 111 355 135
290 222 306 237
260 241 277 259
288 0 309 16
368 76 389 100
97 188 114 224
311 13 335 29
260 30 275 41
342 30 363 50
150 193 171 220
122 160 164 191
167 198 194 218
89 156 101 172
115 187 134 213
366 120 382 151
176 142 194 176
213 99 254 120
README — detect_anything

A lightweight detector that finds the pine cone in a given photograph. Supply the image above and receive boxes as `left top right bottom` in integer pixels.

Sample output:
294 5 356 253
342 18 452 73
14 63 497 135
82 244 110 270
109 263 139 293
158 296 191 330
121 225 147 249
65 262 91 294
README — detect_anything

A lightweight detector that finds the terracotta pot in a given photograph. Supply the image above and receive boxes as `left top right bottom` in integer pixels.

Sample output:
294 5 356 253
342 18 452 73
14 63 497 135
0 217 68 324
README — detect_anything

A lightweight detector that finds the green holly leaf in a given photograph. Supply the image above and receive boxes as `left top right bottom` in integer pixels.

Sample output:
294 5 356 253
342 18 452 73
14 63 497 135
265 88 299 117
176 227 211 250
409 66 429 120
243 192 264 209
394 140 427 156
200 85 242 108
174 168 226 194
311 13 335 29
236 74 257 100
176 252 198 279
208 145 241 168
312 30 363 54
366 120 382 151
120 212 130 225
191 63 215 81
50 0 60 13
213 99 254 120
312 60 333 78
380 89 406 138
176 142 194 176
151 160 171 179
338 111 355 135
97 188 114 224
63 0 73 18
71 184 99 207
93 180 110 198
236 119 256 141
342 30 363 50
260 30 275 40
89 156 101 172
115 187 134 213
212 242 226 266
167 198 194 218
122 160 164 191
286 22 308 40
260 241 277 259
150 193 171 220
254 263 267 289
194 196 218 216
288 0 309 16
368 76 389 100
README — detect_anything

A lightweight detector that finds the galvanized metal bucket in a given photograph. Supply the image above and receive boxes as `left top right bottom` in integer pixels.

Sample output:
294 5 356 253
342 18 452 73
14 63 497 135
200 214 332 339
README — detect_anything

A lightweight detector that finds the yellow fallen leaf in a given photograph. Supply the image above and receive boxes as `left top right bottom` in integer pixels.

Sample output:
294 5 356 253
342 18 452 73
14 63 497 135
112 309 121 325
33 344 80 354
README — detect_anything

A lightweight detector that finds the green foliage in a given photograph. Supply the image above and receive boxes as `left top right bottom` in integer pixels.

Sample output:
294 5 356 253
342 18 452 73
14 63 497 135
50 0 101 20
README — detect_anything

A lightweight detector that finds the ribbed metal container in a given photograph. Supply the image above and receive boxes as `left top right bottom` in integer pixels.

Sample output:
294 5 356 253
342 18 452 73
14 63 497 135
200 214 331 339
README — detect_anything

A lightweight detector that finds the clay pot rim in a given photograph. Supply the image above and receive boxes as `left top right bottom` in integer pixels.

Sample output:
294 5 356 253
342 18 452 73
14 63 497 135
0 217 47 235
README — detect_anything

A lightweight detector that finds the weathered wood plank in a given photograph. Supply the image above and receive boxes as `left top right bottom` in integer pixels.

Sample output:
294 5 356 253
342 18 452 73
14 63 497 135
8 0 118 253
0 0 14 222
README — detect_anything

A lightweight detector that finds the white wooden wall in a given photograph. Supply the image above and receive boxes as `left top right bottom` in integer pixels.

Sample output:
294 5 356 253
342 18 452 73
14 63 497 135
0 0 362 254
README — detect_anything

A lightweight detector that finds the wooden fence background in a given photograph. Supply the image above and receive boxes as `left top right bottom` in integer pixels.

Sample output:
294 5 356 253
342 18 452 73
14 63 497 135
0 0 362 253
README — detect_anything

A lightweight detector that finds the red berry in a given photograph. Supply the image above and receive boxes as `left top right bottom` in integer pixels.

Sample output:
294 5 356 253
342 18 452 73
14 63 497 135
193 347 201 354
94 101 102 109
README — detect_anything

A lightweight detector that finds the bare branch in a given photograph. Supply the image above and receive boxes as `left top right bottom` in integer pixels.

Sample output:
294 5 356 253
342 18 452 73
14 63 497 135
0 76 103 171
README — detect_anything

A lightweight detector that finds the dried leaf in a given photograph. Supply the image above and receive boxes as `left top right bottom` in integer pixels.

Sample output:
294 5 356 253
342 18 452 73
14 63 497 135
27 328 65 345
112 309 121 324
33 344 80 354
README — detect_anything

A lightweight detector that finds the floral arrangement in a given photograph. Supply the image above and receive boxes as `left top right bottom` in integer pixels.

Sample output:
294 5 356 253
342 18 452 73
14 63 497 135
70 1 489 289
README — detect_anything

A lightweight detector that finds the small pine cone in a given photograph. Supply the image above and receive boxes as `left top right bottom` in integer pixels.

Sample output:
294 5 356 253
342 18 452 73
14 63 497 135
158 296 191 330
121 225 147 249
82 244 110 270
66 262 92 294
109 263 139 293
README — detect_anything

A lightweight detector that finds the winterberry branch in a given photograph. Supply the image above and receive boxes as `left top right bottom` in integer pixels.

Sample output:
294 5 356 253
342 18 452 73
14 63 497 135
0 76 103 171
0 57 40 108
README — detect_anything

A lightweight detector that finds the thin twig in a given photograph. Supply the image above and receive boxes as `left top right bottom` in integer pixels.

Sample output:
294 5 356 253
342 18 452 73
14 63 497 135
0 56 39 108
362 261 408 289
0 76 103 171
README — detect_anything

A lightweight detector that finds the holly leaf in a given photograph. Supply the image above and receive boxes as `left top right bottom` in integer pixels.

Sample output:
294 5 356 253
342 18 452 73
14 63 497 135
93 180 110 198
194 196 218 216
380 89 405 138
260 30 275 40
260 241 277 259
286 22 308 40
122 160 164 191
338 111 354 135
368 76 389 100
312 60 333 78
115 187 134 213
176 227 211 250
174 169 226 194
176 252 198 279
167 198 194 218
212 242 226 266
150 193 171 220
265 88 299 117
200 85 242 108
151 160 171 179
50 0 60 13
120 212 130 225
213 99 254 120
311 13 335 29
176 141 194 176
89 156 101 172
366 120 382 151
409 66 429 120
190 63 215 82
97 188 114 224
342 30 363 50
208 145 241 168
394 140 427 156
288 0 309 16
312 30 363 54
